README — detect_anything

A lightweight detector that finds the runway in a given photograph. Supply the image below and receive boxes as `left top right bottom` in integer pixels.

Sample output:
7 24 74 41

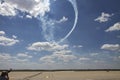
1 71 120 80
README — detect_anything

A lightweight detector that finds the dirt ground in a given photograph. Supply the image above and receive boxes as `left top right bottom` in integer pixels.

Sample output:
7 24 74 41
1 71 120 80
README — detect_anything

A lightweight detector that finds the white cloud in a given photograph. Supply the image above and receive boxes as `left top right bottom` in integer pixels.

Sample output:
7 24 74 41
17 53 32 58
90 53 99 56
0 31 5 35
27 42 68 52
0 53 43 69
0 36 19 46
12 35 17 39
79 57 90 61
105 22 120 32
95 12 113 23
101 44 120 51
56 54 77 62
0 54 12 60
53 50 77 62
40 50 77 63
0 52 32 65
26 15 32 19
0 2 16 16
54 50 72 55
73 45 83 48
0 31 19 46
16 58 29 62
0 0 50 17
57 16 68 23
28 41 77 63
29 41 77 63
40 55 55 63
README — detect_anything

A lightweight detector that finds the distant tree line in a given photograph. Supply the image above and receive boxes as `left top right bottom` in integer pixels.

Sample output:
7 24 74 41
0 69 120 72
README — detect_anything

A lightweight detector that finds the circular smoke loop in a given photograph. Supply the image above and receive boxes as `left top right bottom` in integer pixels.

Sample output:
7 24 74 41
39 0 78 43
0 0 78 43
59 0 78 43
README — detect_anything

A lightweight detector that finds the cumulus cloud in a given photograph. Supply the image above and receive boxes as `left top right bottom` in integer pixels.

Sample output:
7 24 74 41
79 57 90 61
0 52 32 64
105 22 120 32
0 36 19 46
54 50 72 55
27 40 78 63
0 0 50 17
0 53 12 60
90 53 99 56
27 42 68 52
15 53 32 62
16 58 29 62
0 31 19 46
40 50 77 63
17 53 32 58
73 45 83 48
57 16 68 23
27 41 77 63
101 44 120 52
94 12 113 23
56 54 77 62
12 35 17 39
26 15 32 19
0 31 5 35
0 2 16 16
40 55 55 63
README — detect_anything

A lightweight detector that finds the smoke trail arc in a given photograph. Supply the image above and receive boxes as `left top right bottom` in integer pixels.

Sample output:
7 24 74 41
58 0 78 43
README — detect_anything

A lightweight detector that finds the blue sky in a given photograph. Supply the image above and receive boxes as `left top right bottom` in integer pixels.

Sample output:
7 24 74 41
0 0 120 69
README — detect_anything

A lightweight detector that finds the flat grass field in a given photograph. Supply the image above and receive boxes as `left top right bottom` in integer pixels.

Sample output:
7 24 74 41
1 71 120 80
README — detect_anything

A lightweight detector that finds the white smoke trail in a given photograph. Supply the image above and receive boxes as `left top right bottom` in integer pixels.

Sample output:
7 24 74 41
58 0 78 43
39 0 78 43
39 16 55 42
0 0 78 43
